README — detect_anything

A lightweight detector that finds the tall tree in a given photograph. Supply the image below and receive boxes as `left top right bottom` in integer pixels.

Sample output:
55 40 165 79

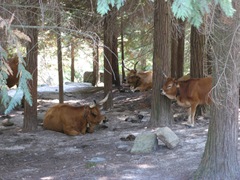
111 20 120 87
92 38 100 86
120 15 126 83
190 26 205 78
194 2 240 179
23 1 38 131
70 40 75 82
171 18 185 78
103 9 114 110
56 12 64 103
149 0 172 127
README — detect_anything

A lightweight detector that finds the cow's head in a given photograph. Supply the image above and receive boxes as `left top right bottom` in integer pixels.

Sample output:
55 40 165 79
126 74 141 88
125 61 140 86
86 93 109 133
160 78 179 100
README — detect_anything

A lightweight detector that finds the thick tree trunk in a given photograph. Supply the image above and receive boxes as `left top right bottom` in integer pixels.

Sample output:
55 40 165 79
149 0 172 127
171 19 185 78
103 12 113 110
23 2 38 131
194 2 240 179
190 26 205 78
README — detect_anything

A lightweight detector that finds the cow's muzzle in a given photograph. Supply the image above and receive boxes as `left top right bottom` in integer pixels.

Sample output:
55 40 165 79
160 89 165 95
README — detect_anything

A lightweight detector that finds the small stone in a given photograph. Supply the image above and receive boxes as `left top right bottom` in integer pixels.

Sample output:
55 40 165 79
2 119 14 127
131 132 158 154
156 127 180 149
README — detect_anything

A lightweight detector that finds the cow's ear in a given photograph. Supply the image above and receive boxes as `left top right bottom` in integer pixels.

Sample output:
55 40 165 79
173 79 180 88
90 109 97 117
89 100 97 108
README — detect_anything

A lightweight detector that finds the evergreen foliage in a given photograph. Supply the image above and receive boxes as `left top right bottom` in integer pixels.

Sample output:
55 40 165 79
97 0 235 28
0 14 33 114
97 0 125 14
171 0 235 28
0 50 11 107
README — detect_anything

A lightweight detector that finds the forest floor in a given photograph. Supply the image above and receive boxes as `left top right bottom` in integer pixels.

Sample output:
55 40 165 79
0 83 239 180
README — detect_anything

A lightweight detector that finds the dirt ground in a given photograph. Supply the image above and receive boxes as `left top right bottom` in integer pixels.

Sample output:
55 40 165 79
0 85 239 180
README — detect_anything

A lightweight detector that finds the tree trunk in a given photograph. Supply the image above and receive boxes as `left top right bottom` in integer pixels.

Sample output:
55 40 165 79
190 26 206 116
112 31 120 87
176 19 185 78
194 2 240 179
120 16 126 83
171 19 185 78
103 12 113 110
70 40 75 82
149 0 172 127
23 2 38 131
111 8 120 87
56 14 64 103
92 39 99 86
190 26 205 78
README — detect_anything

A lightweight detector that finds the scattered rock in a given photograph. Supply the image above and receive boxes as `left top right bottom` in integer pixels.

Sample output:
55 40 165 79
2 118 14 127
89 157 106 163
120 134 136 141
156 127 180 149
131 132 158 154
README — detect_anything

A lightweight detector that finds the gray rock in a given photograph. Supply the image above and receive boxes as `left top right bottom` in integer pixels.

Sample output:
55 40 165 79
156 127 180 149
131 132 158 154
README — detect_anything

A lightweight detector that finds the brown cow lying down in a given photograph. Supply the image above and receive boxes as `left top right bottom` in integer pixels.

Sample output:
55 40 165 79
43 93 109 135
160 77 212 127
126 69 153 92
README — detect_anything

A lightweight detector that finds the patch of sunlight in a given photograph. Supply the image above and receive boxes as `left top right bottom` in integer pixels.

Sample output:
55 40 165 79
41 176 54 180
121 174 138 179
137 164 155 169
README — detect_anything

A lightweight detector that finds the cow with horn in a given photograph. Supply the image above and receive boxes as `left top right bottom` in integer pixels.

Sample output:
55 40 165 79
124 61 153 92
43 92 110 136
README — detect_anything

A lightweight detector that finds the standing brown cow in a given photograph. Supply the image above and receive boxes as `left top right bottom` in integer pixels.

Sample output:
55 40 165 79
160 77 212 127
43 93 109 135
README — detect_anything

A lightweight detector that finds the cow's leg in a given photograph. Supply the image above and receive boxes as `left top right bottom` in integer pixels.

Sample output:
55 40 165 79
87 124 95 133
187 104 197 127
133 86 144 92
63 126 81 136
184 105 197 127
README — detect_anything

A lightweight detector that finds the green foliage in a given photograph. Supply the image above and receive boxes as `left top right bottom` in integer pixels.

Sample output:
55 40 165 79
171 0 210 28
97 0 125 15
0 50 11 108
172 0 235 28
217 0 236 17
4 56 33 114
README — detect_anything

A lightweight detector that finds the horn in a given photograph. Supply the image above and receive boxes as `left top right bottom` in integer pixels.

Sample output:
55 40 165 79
161 70 167 78
123 60 131 71
98 92 110 106
133 61 139 71
89 100 97 108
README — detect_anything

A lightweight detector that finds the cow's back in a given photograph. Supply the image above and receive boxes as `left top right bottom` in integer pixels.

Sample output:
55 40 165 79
43 104 65 132
178 77 212 104
43 104 86 133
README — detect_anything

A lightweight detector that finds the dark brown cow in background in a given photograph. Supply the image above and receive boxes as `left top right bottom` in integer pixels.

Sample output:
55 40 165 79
43 93 109 136
160 77 212 127
124 61 152 92
6 56 20 88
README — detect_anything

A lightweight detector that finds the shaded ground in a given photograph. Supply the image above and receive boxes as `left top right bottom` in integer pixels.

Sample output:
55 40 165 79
0 84 239 180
